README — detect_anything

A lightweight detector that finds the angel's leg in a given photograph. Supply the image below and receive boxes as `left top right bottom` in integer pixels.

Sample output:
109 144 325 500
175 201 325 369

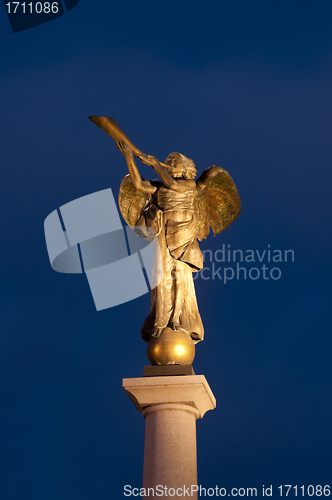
152 231 173 337
170 260 187 330
152 273 172 336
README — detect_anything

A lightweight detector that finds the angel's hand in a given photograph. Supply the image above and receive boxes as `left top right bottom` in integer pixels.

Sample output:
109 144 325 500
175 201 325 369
139 154 159 167
115 140 131 155
146 155 159 167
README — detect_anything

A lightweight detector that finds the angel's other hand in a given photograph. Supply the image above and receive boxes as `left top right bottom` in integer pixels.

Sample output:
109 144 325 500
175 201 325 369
145 155 160 167
139 153 158 167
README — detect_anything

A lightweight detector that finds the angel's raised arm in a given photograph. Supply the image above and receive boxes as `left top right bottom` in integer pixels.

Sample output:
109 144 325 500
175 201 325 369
116 141 156 194
88 116 193 192
88 116 156 195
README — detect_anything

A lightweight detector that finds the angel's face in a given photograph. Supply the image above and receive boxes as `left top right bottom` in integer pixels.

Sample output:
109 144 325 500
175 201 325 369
165 154 184 178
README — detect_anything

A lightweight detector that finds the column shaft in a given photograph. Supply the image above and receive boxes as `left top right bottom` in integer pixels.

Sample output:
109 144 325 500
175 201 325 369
122 375 216 500
143 403 198 498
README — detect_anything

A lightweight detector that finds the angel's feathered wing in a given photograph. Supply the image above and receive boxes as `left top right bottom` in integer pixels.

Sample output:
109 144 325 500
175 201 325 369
194 166 241 241
118 174 152 226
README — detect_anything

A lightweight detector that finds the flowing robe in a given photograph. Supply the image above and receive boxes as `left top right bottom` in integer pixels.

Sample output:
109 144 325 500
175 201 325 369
136 186 204 343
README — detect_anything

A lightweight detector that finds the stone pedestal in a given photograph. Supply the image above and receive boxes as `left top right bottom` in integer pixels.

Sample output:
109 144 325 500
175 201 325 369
123 375 216 499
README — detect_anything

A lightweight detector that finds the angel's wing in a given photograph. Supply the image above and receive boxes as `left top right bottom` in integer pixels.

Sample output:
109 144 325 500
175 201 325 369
194 166 241 241
118 174 152 226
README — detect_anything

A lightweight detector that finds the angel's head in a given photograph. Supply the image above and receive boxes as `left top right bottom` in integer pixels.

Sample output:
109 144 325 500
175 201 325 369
165 153 197 179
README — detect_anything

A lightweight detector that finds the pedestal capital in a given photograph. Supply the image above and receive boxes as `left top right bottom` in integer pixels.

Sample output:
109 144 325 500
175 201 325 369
123 374 216 419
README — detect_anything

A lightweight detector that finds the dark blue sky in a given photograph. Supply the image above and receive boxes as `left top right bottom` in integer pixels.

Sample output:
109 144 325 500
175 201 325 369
1 1 332 499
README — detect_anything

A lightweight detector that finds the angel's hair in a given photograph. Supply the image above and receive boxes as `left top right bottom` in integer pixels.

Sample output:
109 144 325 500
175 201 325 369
165 152 197 180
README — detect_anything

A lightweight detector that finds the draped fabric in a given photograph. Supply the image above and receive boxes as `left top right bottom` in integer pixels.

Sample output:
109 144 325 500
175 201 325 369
118 166 241 344
137 187 204 343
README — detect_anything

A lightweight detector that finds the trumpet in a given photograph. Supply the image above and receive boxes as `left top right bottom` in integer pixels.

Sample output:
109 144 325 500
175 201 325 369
89 116 168 168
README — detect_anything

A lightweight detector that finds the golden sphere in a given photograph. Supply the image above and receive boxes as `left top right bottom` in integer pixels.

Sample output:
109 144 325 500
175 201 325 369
147 327 195 366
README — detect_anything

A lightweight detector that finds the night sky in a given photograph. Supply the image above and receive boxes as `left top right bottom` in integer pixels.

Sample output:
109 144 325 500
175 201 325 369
1 1 332 499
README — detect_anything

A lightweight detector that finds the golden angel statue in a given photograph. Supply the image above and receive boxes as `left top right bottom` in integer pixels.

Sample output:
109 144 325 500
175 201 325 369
89 117 241 361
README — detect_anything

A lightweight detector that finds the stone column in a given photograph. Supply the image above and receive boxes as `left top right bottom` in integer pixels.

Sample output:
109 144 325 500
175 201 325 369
123 375 216 499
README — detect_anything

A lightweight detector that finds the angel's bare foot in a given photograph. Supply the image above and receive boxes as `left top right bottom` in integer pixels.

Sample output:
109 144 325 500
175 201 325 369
151 327 164 338
169 319 181 331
